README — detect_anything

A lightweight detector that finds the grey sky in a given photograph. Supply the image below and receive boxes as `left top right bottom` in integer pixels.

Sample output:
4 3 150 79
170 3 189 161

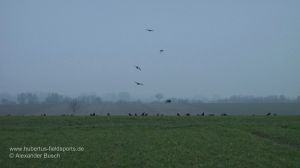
1 0 300 98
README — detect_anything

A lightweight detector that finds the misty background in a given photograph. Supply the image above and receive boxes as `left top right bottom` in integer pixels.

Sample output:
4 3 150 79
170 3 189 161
1 0 300 100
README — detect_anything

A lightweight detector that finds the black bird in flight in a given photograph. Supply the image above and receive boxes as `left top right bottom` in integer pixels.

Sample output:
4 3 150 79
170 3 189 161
160 49 164 53
165 99 172 103
134 65 142 71
134 81 144 86
145 29 154 32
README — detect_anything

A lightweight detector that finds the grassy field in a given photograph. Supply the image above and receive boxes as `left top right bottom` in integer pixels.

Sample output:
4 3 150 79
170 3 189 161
0 116 300 168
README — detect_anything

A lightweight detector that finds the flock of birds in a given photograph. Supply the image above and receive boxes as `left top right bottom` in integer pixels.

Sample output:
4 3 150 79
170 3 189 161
39 112 278 117
37 29 281 117
133 29 171 103
133 29 161 86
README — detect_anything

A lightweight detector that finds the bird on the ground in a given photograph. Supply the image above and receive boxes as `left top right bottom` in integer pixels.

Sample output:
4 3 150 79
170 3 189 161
145 29 154 32
135 81 144 86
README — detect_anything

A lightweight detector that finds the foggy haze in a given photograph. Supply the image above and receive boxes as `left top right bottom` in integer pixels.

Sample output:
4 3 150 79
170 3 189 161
1 0 300 99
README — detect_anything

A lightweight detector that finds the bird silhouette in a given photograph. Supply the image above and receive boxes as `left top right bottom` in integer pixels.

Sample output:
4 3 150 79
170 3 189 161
165 99 172 103
134 65 141 71
145 29 154 32
134 81 144 86
160 49 164 53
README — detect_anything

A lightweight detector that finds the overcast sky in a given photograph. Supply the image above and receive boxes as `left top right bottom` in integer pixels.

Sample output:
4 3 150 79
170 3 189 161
1 0 300 98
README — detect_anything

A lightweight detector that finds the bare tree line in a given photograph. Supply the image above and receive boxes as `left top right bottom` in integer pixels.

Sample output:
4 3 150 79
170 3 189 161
1 92 300 105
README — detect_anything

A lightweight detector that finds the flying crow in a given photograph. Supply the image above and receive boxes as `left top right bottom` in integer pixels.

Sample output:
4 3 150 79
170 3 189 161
134 65 141 71
145 29 154 32
135 81 144 86
165 99 172 103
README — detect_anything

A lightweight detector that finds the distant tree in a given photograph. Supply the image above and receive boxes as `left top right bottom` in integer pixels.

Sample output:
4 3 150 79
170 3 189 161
1 98 16 105
279 95 288 103
103 93 117 102
0 93 16 104
27 93 39 104
69 99 80 114
77 95 102 104
118 92 130 101
155 93 164 102
17 93 38 104
17 93 27 104
1 98 9 105
45 93 65 104
297 96 300 103
177 98 189 104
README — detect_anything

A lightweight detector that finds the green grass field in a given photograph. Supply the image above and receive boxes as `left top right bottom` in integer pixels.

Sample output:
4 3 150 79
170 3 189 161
1 116 300 168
